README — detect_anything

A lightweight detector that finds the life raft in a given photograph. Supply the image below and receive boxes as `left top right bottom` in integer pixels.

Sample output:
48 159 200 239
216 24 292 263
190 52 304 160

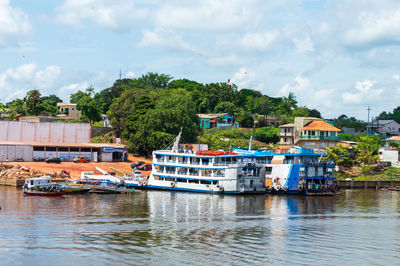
195 150 237 156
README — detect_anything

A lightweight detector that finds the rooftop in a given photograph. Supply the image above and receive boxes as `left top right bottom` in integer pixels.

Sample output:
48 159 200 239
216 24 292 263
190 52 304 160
57 102 78 107
0 141 126 149
280 123 294 128
302 120 341 132
198 113 229 119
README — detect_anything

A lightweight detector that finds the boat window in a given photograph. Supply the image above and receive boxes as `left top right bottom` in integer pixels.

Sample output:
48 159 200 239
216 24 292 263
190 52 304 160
265 167 272 174
200 180 211 185
177 178 187 183
82 148 91 152
212 181 218 185
30 180 34 185
188 179 199 184
165 177 175 181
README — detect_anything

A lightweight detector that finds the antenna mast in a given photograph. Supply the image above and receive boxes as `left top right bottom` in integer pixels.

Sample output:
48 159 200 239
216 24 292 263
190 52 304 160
367 106 372 134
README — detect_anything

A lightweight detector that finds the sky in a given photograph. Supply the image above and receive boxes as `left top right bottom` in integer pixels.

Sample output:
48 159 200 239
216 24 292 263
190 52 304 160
1 0 400 120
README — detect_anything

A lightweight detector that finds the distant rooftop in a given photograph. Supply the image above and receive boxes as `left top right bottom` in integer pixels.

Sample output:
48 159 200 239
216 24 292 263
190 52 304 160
198 113 229 119
280 123 294 128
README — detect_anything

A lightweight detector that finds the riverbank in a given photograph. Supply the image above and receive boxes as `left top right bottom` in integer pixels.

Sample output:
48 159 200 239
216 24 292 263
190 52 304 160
0 154 152 187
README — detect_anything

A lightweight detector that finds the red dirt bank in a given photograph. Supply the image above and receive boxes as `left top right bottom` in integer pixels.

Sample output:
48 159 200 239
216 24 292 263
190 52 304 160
6 154 152 179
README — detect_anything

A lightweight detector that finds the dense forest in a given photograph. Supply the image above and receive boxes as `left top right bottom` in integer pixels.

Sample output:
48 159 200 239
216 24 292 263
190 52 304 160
0 72 373 155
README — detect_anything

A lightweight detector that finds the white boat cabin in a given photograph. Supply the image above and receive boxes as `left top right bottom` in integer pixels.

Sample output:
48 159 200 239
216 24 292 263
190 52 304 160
24 176 52 189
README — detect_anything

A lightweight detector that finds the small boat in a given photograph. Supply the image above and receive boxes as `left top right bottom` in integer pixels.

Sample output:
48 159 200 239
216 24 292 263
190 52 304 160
23 176 66 196
59 183 91 194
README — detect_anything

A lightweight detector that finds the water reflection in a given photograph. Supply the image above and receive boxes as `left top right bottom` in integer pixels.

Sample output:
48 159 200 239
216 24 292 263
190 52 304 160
0 188 399 265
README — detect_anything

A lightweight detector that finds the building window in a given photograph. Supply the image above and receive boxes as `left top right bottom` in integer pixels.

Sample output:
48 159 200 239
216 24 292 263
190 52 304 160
33 146 44 151
311 131 315 136
46 147 56 151
81 148 91 152
58 147 68 152
70 147 79 152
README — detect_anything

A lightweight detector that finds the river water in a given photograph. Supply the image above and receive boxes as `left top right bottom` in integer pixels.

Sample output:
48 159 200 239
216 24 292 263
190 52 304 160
0 187 399 265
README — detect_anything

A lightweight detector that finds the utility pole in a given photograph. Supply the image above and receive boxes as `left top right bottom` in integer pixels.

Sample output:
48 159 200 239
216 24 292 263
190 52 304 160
119 70 122 80
367 106 372 134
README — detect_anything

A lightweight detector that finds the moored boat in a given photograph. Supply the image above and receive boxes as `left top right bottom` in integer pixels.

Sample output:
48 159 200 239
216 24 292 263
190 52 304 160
129 130 266 194
234 146 339 196
23 176 66 196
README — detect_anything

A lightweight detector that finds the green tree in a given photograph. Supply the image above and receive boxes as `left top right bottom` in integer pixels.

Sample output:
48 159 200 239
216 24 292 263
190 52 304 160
138 72 173 89
71 87 102 123
122 89 199 156
254 127 279 144
354 135 381 165
41 94 62 106
327 145 354 167
292 106 310 117
6 99 26 115
70 90 89 103
24 89 43 116
214 101 236 114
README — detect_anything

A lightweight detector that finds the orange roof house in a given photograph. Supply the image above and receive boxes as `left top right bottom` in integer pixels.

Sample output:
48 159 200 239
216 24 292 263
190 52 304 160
302 121 341 132
279 117 342 149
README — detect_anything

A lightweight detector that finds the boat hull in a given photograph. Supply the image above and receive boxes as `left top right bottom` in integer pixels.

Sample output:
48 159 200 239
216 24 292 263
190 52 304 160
24 191 66 196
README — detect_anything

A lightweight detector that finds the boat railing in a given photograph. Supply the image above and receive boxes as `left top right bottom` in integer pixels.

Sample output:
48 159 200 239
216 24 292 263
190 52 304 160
188 172 199 176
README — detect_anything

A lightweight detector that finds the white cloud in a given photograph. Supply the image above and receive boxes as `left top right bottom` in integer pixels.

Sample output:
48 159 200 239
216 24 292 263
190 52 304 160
126 71 136 78
56 0 148 31
293 36 314 53
240 32 277 51
231 67 252 88
344 10 400 47
152 0 266 31
355 79 375 93
393 74 400 80
0 0 31 46
0 63 62 102
279 75 310 95
137 28 200 53
0 63 114 103
58 82 90 99
342 79 382 105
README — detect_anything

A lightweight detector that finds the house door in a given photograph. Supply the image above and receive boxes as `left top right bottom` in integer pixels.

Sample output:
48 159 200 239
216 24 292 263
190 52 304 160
201 120 205 128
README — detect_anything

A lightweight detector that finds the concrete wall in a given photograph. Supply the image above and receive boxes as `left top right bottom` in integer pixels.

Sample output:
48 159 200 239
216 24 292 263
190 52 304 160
0 121 91 143
0 145 33 161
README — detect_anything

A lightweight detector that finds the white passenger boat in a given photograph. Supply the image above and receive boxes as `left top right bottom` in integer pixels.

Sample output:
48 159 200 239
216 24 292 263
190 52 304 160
130 130 266 194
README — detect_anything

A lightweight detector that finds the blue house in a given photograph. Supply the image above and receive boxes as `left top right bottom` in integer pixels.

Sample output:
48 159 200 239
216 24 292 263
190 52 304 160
198 113 238 129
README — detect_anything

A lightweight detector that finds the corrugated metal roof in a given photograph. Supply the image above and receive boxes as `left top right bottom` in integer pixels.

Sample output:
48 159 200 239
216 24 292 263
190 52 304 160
280 123 294 128
302 120 341 132
198 113 228 119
